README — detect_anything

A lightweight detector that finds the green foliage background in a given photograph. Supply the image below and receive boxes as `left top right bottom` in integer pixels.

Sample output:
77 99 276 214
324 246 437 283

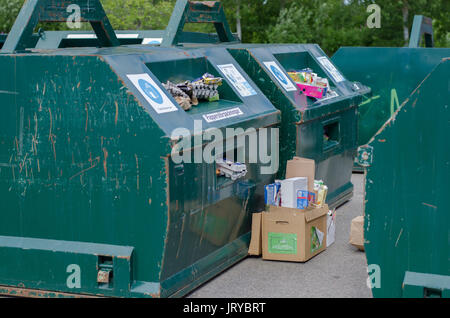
0 0 448 55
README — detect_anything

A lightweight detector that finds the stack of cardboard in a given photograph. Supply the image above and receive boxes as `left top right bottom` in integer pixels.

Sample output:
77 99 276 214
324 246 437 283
249 157 333 262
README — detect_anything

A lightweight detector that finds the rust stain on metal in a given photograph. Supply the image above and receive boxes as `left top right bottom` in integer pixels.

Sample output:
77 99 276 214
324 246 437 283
114 101 119 125
103 148 109 178
69 157 100 180
422 202 437 209
0 285 100 298
84 103 89 132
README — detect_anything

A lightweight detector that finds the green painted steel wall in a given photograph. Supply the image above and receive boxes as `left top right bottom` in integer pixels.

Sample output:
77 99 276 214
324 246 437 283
332 47 450 146
364 58 449 298
0 54 168 296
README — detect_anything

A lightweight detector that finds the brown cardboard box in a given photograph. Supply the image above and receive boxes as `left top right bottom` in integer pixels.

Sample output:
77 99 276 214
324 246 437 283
248 212 263 256
262 204 328 262
285 157 315 192
349 215 365 251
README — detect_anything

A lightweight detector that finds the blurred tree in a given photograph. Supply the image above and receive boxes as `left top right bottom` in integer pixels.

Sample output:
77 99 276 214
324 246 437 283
266 0 448 54
0 0 448 51
0 0 23 33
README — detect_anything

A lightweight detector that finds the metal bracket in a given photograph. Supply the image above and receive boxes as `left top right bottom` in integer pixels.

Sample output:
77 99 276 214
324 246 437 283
161 0 237 47
357 145 373 167
1 0 120 53
408 15 434 48
402 271 450 298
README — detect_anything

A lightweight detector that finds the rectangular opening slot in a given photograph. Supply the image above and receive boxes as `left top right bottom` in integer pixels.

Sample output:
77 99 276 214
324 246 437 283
424 287 442 298
272 51 338 106
146 57 242 115
323 121 340 151
97 255 114 289
215 144 247 190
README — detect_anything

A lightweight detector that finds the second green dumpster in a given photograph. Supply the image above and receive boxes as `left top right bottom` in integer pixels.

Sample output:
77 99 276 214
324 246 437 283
228 44 370 208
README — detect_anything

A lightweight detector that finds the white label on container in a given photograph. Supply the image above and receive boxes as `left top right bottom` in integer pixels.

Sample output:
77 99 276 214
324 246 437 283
263 61 297 91
317 56 345 83
127 74 178 114
142 38 163 45
217 64 257 97
203 107 244 123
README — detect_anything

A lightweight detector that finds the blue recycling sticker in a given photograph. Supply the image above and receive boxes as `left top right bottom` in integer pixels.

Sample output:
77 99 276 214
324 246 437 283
138 79 163 104
270 65 288 85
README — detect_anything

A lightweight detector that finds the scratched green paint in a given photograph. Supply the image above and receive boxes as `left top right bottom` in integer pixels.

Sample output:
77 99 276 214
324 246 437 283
364 59 450 298
332 47 450 146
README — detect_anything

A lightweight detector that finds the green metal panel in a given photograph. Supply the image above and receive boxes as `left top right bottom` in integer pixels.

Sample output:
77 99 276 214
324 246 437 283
402 272 450 298
227 44 369 208
363 58 450 298
161 0 238 47
332 47 450 147
409 15 434 48
1 0 119 53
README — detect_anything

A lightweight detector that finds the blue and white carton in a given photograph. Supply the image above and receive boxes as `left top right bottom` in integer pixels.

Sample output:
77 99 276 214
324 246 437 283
265 182 281 206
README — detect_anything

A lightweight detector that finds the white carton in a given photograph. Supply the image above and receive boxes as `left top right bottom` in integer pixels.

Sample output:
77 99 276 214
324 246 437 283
327 209 336 247
280 177 308 208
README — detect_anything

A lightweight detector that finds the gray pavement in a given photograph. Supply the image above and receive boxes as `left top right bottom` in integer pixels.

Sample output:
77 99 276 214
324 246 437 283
187 173 372 298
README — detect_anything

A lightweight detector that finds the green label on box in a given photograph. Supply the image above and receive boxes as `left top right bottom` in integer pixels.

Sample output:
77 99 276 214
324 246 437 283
311 227 324 253
268 232 297 254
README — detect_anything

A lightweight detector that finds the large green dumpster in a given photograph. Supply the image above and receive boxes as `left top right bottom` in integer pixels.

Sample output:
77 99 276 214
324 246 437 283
155 0 371 208
0 0 280 298
360 57 450 298
227 44 369 208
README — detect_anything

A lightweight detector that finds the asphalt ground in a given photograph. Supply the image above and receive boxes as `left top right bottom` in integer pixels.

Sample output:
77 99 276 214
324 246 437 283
187 173 372 298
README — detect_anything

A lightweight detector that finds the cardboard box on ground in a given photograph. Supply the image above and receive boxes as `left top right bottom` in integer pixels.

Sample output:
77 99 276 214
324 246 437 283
248 157 335 262
263 205 328 262
349 215 365 251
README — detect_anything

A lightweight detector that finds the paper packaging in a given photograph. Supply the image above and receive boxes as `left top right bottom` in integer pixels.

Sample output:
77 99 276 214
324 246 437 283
248 212 263 256
349 215 365 251
286 157 315 192
280 177 308 208
264 182 281 206
327 209 336 247
262 204 328 262
297 190 309 209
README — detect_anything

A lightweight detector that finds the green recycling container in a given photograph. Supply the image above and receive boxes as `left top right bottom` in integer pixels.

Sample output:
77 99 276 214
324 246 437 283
332 15 450 149
332 47 450 148
359 58 450 298
0 0 280 298
227 44 370 208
